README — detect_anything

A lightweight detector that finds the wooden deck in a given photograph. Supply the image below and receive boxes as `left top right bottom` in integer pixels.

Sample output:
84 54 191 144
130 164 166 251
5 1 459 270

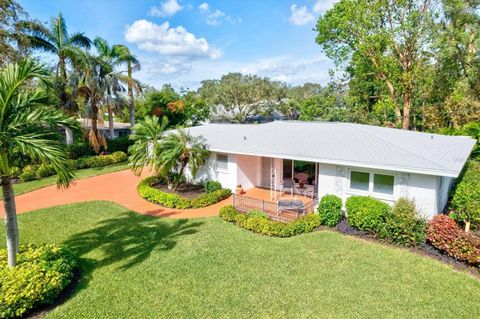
232 188 317 222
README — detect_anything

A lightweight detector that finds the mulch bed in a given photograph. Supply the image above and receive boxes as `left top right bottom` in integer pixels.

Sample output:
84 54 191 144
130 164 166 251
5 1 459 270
326 219 480 278
153 183 205 200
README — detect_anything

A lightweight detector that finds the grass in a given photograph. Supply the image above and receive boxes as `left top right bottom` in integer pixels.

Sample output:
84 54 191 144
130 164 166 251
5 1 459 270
3 163 129 196
1 201 479 318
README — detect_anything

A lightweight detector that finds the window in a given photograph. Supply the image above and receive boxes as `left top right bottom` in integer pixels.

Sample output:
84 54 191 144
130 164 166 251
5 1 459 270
373 174 394 195
350 171 369 191
216 154 228 170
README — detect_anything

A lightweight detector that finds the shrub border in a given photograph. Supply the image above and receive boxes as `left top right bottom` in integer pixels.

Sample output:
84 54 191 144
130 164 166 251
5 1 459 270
219 205 321 237
138 176 231 209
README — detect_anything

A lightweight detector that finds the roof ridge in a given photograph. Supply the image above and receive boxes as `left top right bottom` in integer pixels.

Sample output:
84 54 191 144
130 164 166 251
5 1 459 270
355 126 451 171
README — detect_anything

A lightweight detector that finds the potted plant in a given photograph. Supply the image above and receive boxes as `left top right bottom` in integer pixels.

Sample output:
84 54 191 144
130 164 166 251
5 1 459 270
236 184 244 194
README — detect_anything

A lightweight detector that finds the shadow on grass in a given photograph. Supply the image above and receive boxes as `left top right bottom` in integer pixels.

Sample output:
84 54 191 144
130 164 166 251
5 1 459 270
62 210 203 295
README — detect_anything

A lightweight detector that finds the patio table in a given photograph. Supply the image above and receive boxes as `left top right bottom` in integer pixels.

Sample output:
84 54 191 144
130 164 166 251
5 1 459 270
277 199 305 217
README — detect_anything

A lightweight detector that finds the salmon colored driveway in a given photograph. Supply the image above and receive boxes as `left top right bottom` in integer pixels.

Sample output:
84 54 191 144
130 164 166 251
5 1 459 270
0 169 231 218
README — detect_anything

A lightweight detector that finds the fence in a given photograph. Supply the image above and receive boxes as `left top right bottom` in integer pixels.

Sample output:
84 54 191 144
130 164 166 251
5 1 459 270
232 194 317 222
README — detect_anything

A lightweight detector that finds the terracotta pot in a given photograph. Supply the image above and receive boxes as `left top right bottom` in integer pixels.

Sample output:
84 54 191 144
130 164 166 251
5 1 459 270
236 185 244 194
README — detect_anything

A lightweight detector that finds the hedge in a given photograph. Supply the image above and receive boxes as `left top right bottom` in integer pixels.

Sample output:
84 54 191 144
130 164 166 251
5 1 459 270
346 196 390 232
317 194 343 227
138 176 231 209
0 244 77 319
66 137 133 159
451 160 480 230
219 205 321 237
426 215 480 267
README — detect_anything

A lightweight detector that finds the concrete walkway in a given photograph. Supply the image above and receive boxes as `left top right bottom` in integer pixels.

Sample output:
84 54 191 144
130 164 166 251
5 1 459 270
0 169 231 218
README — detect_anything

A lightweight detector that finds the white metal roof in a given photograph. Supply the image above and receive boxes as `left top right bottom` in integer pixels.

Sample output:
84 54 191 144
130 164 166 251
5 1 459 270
185 121 476 177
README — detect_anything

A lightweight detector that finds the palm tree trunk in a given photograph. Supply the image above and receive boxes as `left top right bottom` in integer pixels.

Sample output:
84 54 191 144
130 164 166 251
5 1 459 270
108 106 115 139
127 64 135 129
1 174 18 268
65 126 74 145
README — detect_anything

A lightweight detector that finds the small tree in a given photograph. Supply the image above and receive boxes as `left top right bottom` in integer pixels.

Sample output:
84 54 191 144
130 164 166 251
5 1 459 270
451 178 480 232
0 59 78 268
156 130 209 191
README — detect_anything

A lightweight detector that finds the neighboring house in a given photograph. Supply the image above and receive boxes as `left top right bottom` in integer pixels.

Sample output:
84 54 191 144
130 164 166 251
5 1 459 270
78 118 131 139
186 121 476 218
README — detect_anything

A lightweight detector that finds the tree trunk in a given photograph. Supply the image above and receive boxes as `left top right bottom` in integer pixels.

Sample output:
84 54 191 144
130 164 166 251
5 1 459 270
108 106 115 139
402 91 411 130
59 57 68 82
2 174 18 268
65 126 74 145
465 221 471 233
127 64 135 129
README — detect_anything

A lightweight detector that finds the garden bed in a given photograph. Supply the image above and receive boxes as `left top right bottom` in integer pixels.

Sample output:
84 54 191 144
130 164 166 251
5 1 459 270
138 176 231 209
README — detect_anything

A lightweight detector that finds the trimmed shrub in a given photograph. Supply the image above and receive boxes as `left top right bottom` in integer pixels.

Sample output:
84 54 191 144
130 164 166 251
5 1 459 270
379 198 426 246
35 163 55 178
19 171 36 182
66 142 95 159
22 164 38 175
346 196 390 232
204 180 222 193
107 136 133 153
110 151 128 163
219 205 321 237
451 160 480 231
426 215 480 266
9 167 21 179
0 244 77 319
317 194 343 227
138 176 231 209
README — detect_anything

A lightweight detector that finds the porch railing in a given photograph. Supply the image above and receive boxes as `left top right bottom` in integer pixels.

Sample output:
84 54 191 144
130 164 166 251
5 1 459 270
232 194 317 222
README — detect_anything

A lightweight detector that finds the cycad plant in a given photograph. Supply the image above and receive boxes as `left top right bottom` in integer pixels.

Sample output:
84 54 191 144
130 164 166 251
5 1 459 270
0 59 78 268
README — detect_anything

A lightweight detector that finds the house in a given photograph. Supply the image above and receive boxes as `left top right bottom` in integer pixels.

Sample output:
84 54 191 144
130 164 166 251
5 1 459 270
186 121 476 218
78 118 131 139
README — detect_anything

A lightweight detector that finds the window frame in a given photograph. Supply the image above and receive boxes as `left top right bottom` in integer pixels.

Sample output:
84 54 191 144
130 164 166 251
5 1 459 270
347 169 396 199
216 153 229 172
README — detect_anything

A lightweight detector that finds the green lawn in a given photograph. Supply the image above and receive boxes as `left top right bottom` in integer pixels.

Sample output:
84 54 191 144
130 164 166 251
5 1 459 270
3 163 129 196
1 201 479 318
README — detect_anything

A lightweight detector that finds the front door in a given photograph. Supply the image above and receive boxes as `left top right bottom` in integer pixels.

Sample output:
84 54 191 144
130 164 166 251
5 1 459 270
260 157 272 188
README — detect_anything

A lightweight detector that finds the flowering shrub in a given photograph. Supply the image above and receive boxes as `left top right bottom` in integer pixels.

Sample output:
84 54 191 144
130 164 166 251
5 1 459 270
426 215 480 266
0 244 77 319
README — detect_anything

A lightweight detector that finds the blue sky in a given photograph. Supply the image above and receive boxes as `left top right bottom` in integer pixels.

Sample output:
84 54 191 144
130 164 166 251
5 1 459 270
20 0 337 90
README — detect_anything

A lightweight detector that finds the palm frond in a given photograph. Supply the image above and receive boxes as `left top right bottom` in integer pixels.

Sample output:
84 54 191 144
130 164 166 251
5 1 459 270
69 32 92 49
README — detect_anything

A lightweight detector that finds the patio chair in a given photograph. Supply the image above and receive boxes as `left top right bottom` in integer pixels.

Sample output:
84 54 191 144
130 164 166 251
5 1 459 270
304 185 316 199
279 181 293 198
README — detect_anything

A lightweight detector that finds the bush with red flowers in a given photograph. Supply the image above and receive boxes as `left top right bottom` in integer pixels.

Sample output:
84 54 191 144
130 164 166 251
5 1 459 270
426 215 480 267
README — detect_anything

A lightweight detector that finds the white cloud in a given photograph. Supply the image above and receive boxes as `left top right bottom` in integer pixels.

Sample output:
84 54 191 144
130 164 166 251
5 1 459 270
148 0 183 17
313 0 338 13
124 19 221 59
288 4 315 26
198 2 239 26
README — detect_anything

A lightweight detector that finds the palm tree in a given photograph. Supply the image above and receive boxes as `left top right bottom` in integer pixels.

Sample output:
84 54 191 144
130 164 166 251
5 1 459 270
129 115 169 175
0 59 78 268
27 13 91 144
114 45 141 128
93 37 128 139
156 130 209 191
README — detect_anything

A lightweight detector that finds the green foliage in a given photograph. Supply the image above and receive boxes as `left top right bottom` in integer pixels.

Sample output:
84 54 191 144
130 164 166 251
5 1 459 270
346 196 390 232
0 244 77 319
107 137 134 153
426 215 480 267
219 205 321 237
379 198 426 246
204 180 222 193
451 160 480 230
437 123 480 160
317 194 343 227
76 151 128 169
35 163 56 178
19 171 36 182
137 176 231 209
66 142 95 159
9 167 21 178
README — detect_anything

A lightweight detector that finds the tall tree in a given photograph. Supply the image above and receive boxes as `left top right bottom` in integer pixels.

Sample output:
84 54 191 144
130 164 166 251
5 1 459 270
199 73 287 123
316 0 435 129
0 59 78 268
114 45 141 128
26 13 91 144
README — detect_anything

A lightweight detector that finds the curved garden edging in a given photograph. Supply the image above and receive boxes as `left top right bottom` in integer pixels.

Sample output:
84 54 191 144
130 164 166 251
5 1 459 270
138 176 231 209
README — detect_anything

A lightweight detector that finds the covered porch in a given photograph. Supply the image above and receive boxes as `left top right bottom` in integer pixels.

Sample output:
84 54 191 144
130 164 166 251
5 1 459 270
232 187 317 222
